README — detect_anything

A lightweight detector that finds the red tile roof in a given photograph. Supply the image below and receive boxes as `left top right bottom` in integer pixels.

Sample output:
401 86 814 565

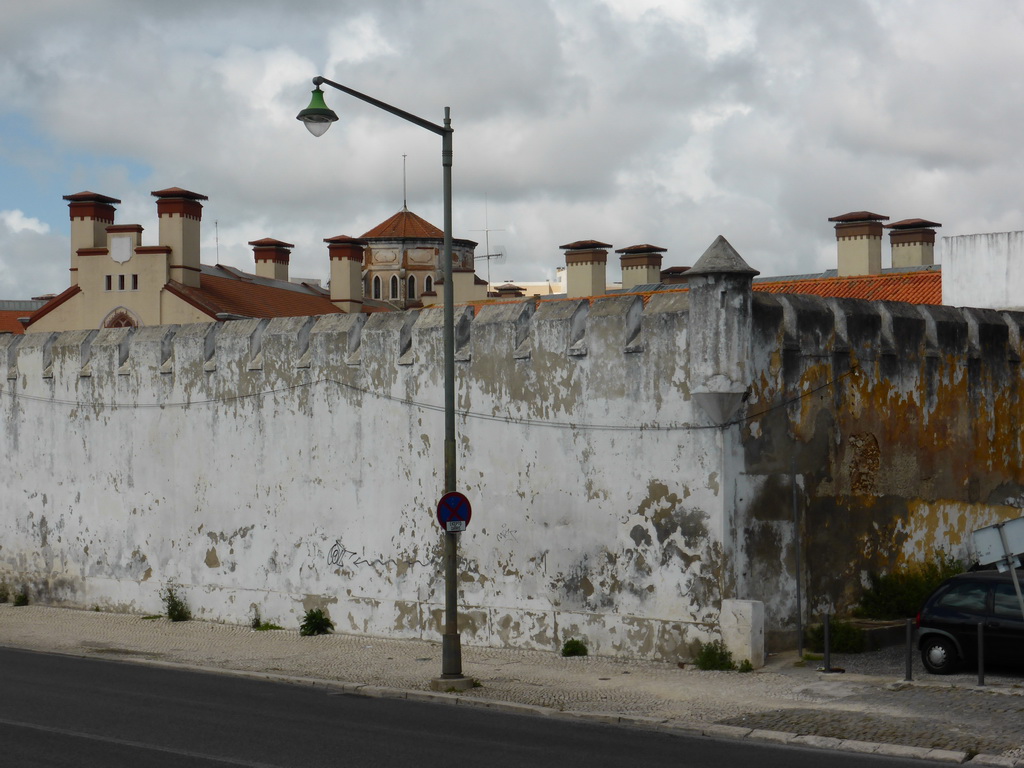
753 270 941 304
362 208 444 239
0 310 28 334
167 268 343 319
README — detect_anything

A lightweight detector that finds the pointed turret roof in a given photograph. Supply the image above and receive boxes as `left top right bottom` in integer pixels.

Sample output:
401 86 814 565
686 235 759 277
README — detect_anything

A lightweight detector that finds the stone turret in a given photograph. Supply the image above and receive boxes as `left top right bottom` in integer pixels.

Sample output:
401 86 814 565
685 235 759 424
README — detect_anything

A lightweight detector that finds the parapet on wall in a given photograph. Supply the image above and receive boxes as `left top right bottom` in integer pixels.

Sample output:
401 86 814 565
0 295 738 661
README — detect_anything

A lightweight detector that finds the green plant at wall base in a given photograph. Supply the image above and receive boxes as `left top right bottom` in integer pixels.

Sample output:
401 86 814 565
805 619 865 653
162 586 191 622
738 659 754 673
694 640 736 671
299 608 334 636
13 589 29 607
561 638 588 657
854 551 964 620
0 582 9 602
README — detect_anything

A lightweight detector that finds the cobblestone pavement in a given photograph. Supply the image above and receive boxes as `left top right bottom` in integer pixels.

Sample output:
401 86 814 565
2 605 1023 764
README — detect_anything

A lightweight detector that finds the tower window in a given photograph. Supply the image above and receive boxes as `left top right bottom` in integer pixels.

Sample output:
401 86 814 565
407 275 416 300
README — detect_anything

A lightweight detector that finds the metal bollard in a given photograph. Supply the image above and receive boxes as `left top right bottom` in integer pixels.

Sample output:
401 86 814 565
905 618 913 682
823 612 831 673
977 622 985 687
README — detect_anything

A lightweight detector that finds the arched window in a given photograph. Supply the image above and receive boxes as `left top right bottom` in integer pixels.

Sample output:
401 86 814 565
425 275 433 293
390 275 400 299
102 308 138 329
407 275 416 300
373 275 382 299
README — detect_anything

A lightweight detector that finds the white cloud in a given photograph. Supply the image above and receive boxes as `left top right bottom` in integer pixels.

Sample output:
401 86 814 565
0 211 49 235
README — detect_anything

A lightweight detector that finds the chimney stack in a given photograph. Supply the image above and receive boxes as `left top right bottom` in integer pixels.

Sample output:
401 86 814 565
325 235 366 313
561 240 611 298
616 244 666 290
249 238 293 282
63 191 120 286
828 211 889 276
885 218 941 268
153 187 208 288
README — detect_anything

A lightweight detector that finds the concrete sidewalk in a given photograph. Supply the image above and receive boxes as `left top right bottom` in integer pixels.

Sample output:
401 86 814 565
1 604 1022 765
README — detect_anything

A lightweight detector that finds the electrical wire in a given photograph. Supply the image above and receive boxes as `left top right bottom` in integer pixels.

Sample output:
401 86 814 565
0 365 858 433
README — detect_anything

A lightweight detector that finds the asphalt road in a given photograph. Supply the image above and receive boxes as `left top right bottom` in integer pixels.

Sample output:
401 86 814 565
0 648 951 768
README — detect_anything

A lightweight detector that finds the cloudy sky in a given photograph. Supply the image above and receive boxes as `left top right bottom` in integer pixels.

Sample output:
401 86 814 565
1 0 1022 299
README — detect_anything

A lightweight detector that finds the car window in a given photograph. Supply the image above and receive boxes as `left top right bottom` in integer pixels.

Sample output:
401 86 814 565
934 582 989 613
993 583 1024 619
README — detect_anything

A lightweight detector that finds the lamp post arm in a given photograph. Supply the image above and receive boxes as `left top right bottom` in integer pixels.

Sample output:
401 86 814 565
313 77 451 137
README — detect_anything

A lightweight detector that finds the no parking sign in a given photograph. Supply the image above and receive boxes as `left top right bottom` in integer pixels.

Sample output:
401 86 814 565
436 492 472 533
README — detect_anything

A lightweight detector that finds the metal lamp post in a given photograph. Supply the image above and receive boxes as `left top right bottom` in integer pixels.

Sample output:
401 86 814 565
298 77 466 686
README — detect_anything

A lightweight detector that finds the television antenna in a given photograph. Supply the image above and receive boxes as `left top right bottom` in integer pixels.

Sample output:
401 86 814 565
471 196 506 292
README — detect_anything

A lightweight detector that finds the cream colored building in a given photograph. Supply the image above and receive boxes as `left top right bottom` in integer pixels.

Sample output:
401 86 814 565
23 189 487 333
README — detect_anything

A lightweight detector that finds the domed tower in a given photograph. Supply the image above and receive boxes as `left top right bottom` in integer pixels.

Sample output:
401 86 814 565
360 207 481 307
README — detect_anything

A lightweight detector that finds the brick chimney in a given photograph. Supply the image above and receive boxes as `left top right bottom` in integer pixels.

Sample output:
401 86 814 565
885 218 941 268
249 238 293 282
616 244 666 290
62 191 120 286
153 187 208 288
325 235 366 313
561 240 611 298
828 211 889 276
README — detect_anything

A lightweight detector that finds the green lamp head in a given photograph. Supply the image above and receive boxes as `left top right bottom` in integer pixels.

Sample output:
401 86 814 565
297 86 339 137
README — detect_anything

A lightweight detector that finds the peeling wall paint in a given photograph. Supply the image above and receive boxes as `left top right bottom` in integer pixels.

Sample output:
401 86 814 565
0 298 725 661
4 283 1022 659
739 294 1024 647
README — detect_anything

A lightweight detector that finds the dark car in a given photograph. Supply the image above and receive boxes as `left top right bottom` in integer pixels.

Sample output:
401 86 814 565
916 569 1024 674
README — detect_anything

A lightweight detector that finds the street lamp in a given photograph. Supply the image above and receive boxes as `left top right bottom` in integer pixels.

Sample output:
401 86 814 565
298 77 468 689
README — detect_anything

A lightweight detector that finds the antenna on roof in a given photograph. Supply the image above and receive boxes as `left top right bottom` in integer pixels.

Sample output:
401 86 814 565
215 220 220 261
402 153 408 210
470 195 506 292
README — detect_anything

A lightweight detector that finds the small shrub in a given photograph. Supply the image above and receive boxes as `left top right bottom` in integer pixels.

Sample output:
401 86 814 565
162 586 191 622
738 659 754 673
855 551 964 620
13 588 29 607
694 639 736 671
805 619 865 653
251 606 283 631
0 582 9 603
299 608 334 636
561 638 588 657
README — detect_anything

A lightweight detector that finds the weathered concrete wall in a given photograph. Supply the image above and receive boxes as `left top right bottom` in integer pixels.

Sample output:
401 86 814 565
942 231 1024 311
4 277 1024 659
0 295 730 660
738 293 1024 647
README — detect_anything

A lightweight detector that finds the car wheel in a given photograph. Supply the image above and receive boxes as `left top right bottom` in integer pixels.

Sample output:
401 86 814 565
920 636 959 674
